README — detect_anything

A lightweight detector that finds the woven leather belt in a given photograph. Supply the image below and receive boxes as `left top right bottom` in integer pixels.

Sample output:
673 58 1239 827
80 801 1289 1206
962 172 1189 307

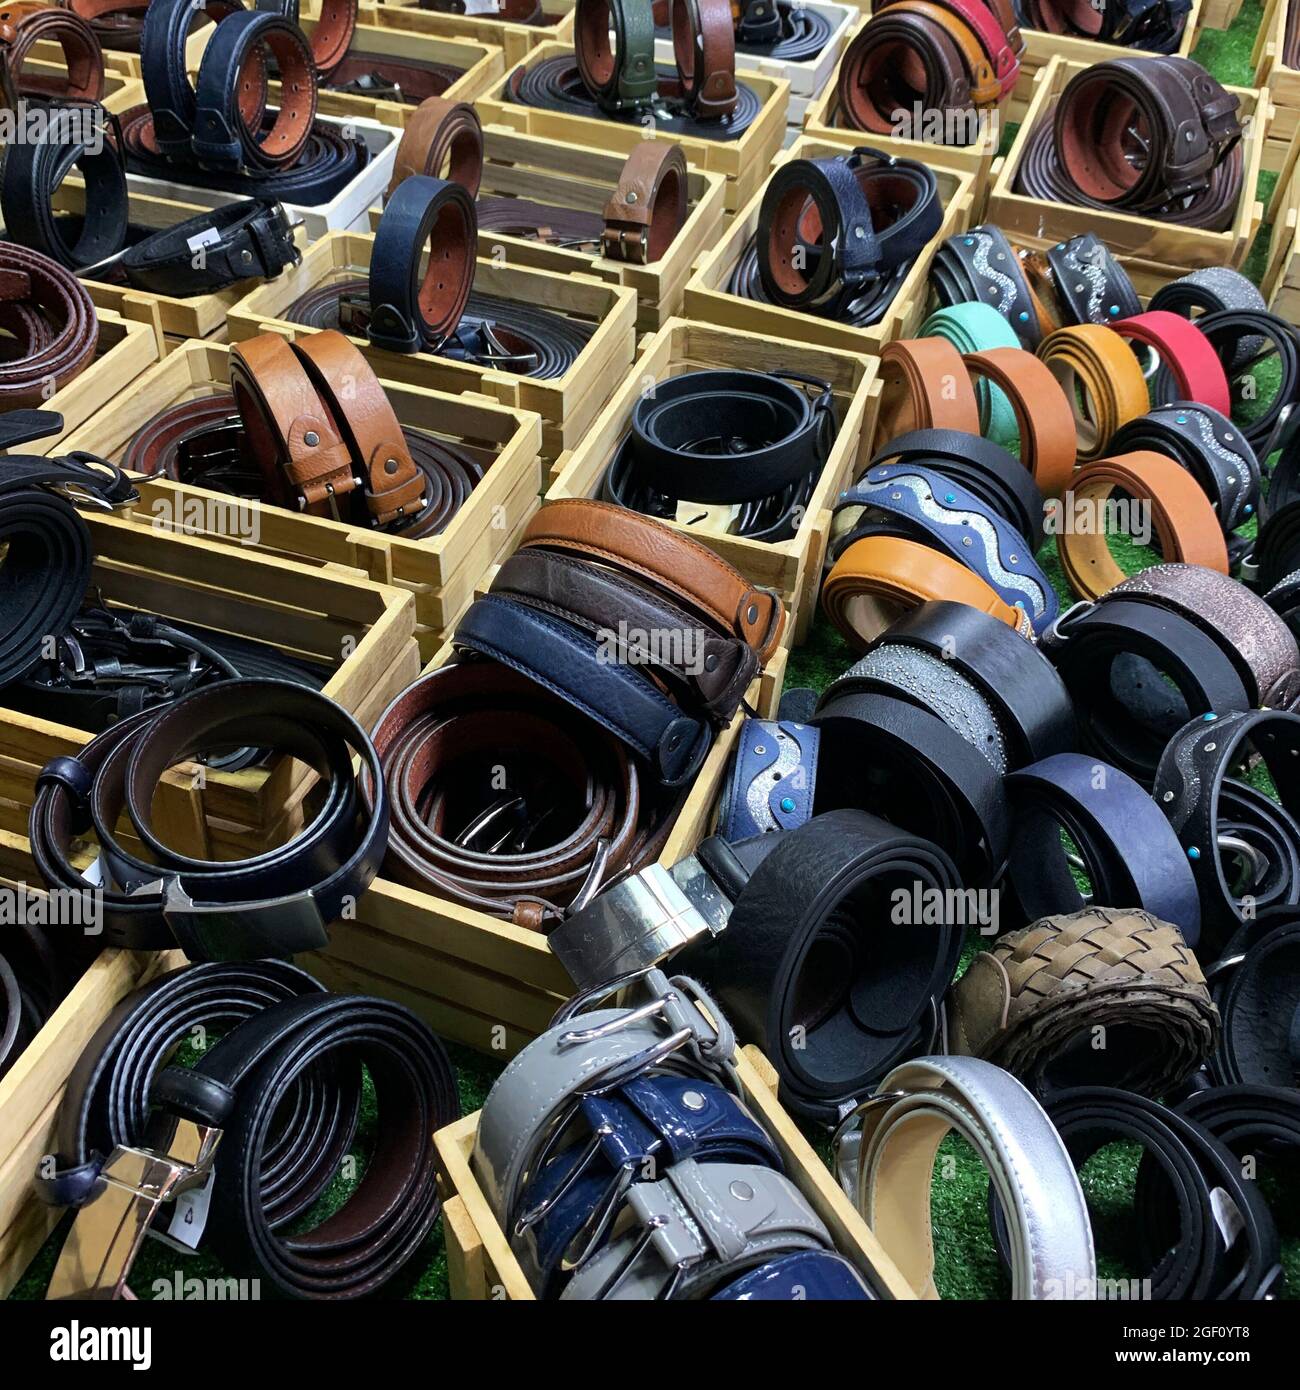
387 95 483 196
0 245 99 406
929 224 1048 348
875 338 980 440
1003 752 1202 942
1046 231 1141 327
1043 594 1252 782
0 101 126 274
963 345 1077 493
1111 404 1260 548
601 368 833 543
1035 323 1149 462
822 535 1031 651
1153 709 1300 960
140 0 244 160
834 1056 1096 1299
1149 267 1266 371
30 678 389 960
1055 451 1229 600
576 0 657 109
39 959 458 1300
1032 1087 1281 1300
601 141 688 264
193 10 318 172
949 906 1217 1097
0 1 105 100
118 199 300 296
670 0 737 117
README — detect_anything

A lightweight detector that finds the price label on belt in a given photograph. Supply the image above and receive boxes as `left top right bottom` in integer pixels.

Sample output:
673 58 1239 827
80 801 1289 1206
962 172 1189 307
150 1169 216 1254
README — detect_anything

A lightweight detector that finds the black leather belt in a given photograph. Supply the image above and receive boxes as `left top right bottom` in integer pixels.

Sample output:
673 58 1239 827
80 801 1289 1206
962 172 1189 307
929 223 1046 348
29 679 389 961
1205 914 1300 1089
1026 1087 1282 1301
119 199 300 295
0 102 127 273
1046 231 1141 327
675 809 964 1122
504 57 761 139
737 0 830 56
323 54 460 103
1179 1083 1300 1160
38 960 459 1300
602 369 833 543
0 918 83 1081
141 0 245 161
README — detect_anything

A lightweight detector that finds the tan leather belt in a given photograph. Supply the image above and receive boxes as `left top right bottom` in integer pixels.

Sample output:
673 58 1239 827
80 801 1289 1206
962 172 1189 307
518 499 786 662
387 95 484 198
0 2 105 100
1036 323 1149 463
962 346 1076 496
1057 450 1230 599
670 0 737 118
877 337 981 441
602 141 688 265
229 329 426 526
822 535 1031 651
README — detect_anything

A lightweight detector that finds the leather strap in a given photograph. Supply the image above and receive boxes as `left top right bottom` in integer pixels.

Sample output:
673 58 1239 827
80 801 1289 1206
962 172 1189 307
368 173 477 354
712 1252 874 1300
877 0 1017 94
121 199 299 296
0 1 105 100
30 678 390 960
821 535 1029 651
717 717 818 839
1149 267 1266 371
670 0 736 118
948 906 1217 1097
1206 916 1300 1088
1022 0 1189 48
0 918 74 1081
836 7 974 134
276 0 356 79
876 337 981 441
602 141 688 264
1034 323 1149 463
1046 232 1142 328
140 0 245 161
192 10 317 172
0 245 98 406
1056 451 1229 599
325 53 461 103
919 302 1020 447
835 1056 1095 1300
576 0 656 110
1180 309 1300 455
387 95 483 197
928 224 1047 349
1180 1083 1300 1161
1111 309 1232 416
963 345 1076 494
518 500 785 661
1002 753 1203 944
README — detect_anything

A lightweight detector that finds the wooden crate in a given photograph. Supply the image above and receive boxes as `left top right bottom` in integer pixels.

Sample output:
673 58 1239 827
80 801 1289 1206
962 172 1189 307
685 136 975 358
0 511 419 841
349 0 576 69
371 122 728 331
59 340 544 660
1254 0 1299 171
227 232 638 460
802 17 1003 196
1261 121 1300 313
546 317 880 644
90 16 210 80
1 312 160 456
434 1043 914 1301
475 41 790 216
986 57 1267 293
304 641 787 1056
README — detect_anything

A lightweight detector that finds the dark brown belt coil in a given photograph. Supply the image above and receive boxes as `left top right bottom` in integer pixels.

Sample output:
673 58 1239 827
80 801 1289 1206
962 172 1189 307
0 245 99 407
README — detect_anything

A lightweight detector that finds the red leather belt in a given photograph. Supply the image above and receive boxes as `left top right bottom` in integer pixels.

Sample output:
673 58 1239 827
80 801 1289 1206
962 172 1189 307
0 2 105 100
0 245 98 407
1111 309 1232 417
601 141 689 264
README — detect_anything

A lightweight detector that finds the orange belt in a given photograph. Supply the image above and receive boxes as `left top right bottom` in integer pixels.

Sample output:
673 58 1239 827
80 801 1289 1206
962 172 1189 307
1037 323 1149 464
962 346 1076 497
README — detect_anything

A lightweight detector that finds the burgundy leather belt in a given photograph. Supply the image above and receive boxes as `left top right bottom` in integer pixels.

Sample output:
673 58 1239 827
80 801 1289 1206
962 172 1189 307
478 196 604 250
0 1 105 100
602 141 689 263
0 245 98 407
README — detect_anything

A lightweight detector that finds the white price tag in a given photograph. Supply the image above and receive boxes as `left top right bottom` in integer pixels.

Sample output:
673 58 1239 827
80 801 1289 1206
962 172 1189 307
80 854 104 887
459 0 501 12
185 226 222 255
1209 1186 1245 1251
150 1168 216 1253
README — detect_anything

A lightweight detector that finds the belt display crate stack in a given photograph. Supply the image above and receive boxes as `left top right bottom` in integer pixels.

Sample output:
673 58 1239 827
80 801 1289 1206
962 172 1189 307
1254 0 1300 170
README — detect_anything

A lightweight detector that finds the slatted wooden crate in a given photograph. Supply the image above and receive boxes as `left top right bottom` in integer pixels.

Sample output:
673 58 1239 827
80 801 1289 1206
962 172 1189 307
304 641 787 1055
370 123 728 331
685 136 975 358
1253 0 1300 171
59 340 544 660
986 57 1267 295
434 1044 914 1301
16 60 144 112
227 232 637 460
475 41 789 216
347 0 576 69
0 312 160 456
546 317 879 644
88 15 210 79
1261 121 1300 315
1200 0 1245 24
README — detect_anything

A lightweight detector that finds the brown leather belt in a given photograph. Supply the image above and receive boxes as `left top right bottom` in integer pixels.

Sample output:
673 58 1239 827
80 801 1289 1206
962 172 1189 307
1057 450 1230 599
119 390 483 540
601 141 689 264
961 346 1076 496
306 0 357 79
1033 324 1147 465
877 337 981 440
518 498 786 662
837 8 973 133
0 245 98 407
229 330 430 527
0 2 105 100
670 0 737 118
876 0 1018 96
326 53 461 104
822 535 1031 651
387 95 484 198
368 661 672 929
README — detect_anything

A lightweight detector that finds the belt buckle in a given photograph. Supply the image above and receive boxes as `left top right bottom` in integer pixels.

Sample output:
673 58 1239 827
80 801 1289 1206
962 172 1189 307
330 70 403 100
46 1116 221 1300
338 291 371 335
175 415 247 475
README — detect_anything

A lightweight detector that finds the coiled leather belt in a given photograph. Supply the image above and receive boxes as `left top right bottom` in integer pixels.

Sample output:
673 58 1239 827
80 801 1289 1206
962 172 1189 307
0 917 81 1080
1206 915 1300 1089
601 369 833 543
0 245 99 405
1181 1083 1300 1159
576 0 657 110
929 224 1048 348
388 95 483 196
670 0 737 117
119 199 301 296
1034 323 1148 462
918 304 1020 446
602 141 688 263
39 959 459 1301
1183 308 1300 457
1112 309 1232 415
325 52 461 103
1046 231 1141 327
29 679 389 961
1149 267 1266 371
505 55 761 137
874 337 980 440
478 196 604 251
963 346 1077 494
0 2 105 100
1018 0 1190 49
140 0 244 160
729 0 832 59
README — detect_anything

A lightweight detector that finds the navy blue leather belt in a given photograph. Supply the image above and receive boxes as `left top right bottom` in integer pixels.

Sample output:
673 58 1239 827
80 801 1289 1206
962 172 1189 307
141 0 245 161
